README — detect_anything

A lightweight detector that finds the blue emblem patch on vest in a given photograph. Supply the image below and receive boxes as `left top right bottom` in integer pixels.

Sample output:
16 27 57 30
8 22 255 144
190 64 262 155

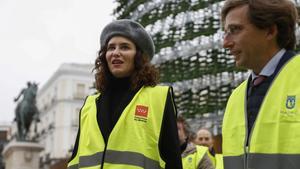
286 95 296 109
188 157 193 163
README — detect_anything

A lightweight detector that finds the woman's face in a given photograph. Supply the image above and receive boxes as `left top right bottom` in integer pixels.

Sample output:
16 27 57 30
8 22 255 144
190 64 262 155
106 36 137 78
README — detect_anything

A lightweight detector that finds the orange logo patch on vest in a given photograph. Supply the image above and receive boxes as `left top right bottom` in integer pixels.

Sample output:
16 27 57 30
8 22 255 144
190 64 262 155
134 105 149 122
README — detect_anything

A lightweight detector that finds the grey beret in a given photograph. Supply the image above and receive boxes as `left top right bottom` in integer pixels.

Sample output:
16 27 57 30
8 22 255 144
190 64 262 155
100 19 155 59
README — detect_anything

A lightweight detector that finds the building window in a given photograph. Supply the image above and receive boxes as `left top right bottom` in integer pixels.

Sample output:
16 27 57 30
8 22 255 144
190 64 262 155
72 108 80 127
74 83 85 99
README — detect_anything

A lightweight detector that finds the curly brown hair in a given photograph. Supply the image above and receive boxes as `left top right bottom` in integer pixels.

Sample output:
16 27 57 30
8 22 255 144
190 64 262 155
93 44 159 93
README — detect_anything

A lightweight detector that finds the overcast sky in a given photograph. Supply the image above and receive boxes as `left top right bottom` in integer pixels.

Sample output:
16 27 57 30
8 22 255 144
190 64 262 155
0 0 115 123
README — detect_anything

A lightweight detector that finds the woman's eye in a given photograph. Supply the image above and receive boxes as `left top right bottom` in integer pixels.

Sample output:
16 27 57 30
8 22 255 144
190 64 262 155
121 46 129 50
107 46 115 51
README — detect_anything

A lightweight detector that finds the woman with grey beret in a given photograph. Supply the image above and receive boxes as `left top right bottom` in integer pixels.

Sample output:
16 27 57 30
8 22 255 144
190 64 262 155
68 19 182 169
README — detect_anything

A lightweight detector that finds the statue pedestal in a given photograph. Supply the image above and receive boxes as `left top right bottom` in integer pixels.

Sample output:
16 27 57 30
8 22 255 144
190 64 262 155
2 141 44 169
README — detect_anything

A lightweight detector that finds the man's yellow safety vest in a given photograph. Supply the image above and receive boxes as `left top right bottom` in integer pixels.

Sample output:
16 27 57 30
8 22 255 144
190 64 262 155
182 145 208 169
68 86 169 169
207 150 215 167
207 150 223 169
222 55 300 169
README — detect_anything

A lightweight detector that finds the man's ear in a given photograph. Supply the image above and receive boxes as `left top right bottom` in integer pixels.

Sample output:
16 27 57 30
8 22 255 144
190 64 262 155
266 24 278 40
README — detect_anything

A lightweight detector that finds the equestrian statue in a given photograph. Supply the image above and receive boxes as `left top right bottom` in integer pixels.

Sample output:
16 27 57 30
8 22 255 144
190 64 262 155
14 82 40 141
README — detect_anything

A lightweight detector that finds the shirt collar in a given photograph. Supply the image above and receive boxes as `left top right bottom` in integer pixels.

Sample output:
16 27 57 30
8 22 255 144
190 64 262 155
251 48 286 80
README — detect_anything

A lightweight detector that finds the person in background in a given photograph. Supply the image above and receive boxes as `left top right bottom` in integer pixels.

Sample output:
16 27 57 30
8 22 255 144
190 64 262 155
196 129 215 165
189 132 198 144
196 128 223 169
68 19 182 169
177 116 214 169
221 0 300 169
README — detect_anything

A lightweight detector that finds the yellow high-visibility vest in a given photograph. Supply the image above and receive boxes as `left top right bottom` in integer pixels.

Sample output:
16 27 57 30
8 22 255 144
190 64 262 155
207 150 224 169
182 145 208 169
215 154 224 169
222 55 300 169
68 86 169 169
207 150 216 167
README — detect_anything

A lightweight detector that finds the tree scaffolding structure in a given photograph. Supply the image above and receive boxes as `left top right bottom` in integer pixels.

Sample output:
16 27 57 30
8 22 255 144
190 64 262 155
113 0 300 132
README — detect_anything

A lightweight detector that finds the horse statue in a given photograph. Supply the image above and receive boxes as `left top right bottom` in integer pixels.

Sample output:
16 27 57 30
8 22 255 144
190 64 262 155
14 82 40 141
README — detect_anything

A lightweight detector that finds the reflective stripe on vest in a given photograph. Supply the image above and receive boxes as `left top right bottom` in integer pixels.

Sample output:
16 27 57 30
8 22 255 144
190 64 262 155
222 55 300 169
68 86 168 169
224 154 300 169
68 150 162 169
182 145 208 169
79 152 103 168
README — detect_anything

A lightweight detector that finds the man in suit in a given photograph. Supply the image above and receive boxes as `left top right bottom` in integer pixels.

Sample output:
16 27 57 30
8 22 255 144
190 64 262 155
221 0 300 169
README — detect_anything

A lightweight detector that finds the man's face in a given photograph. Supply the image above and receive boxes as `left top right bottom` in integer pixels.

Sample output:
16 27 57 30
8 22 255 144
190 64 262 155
223 5 270 74
196 129 213 148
